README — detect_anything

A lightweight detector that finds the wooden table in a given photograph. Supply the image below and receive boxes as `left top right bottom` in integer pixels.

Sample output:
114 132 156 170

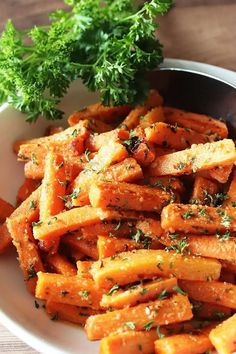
0 1 235 353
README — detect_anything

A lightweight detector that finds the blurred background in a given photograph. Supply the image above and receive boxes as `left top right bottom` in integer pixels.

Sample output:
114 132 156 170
0 0 235 71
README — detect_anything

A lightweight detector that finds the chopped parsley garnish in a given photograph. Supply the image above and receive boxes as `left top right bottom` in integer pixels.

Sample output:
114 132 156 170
143 321 154 331
132 229 143 243
29 200 37 210
32 221 43 227
172 285 186 296
84 149 91 162
176 162 186 170
181 210 195 219
107 284 119 296
80 290 90 299
157 289 168 300
156 325 165 338
124 322 136 330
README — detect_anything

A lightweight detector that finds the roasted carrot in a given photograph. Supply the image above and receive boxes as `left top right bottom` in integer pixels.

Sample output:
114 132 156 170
7 217 44 294
85 294 192 340
223 168 236 207
164 107 228 138
136 218 165 240
145 122 209 150
154 331 213 354
179 280 236 309
100 277 177 309
76 261 93 279
161 203 236 234
148 139 236 176
139 106 165 128
68 103 131 125
9 187 40 222
16 179 41 205
62 235 99 260
46 300 100 325
221 260 236 274
81 221 135 240
145 89 164 109
132 141 156 166
190 176 219 205
159 234 236 262
85 129 129 152
45 253 77 276
209 313 236 354
119 107 148 130
89 181 173 212
33 206 140 241
0 198 14 223
143 176 184 194
0 223 12 254
36 272 104 308
72 140 128 206
90 249 221 288
208 164 233 184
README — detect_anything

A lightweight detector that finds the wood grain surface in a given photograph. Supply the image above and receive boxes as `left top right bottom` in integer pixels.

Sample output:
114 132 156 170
0 1 235 353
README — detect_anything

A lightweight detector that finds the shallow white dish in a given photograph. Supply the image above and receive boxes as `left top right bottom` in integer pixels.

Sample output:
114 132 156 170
0 59 236 354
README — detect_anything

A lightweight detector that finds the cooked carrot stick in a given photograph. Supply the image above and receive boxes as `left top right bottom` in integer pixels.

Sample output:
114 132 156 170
223 169 236 207
161 203 236 234
16 179 41 205
154 331 213 354
159 234 236 262
89 181 172 212
90 249 221 288
7 217 44 294
46 300 100 325
45 253 77 276
148 139 236 176
136 218 165 239
139 106 165 128
145 90 164 109
208 164 233 184
164 107 228 138
76 261 93 279
62 235 98 260
72 157 143 207
85 129 129 152
100 277 177 309
97 235 161 259
190 176 219 205
68 103 131 125
192 300 231 320
9 187 40 222
72 141 128 206
85 294 192 340
132 141 156 166
179 280 236 309
81 221 135 240
221 260 236 274
40 151 66 221
0 223 12 255
143 176 184 194
36 272 104 308
209 313 236 354
0 198 14 223
145 122 210 150
119 107 148 130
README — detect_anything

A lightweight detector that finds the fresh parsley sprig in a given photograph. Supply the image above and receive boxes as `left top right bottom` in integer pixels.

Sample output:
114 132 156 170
0 0 172 122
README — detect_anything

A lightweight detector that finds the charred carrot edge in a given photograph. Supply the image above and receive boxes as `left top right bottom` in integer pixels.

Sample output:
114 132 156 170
148 139 236 177
119 107 148 130
85 294 193 340
68 103 131 126
223 168 236 207
139 106 165 128
9 187 40 222
46 300 101 325
76 261 93 279
90 249 221 288
100 277 177 309
209 314 236 354
145 122 209 150
164 106 228 138
154 331 213 354
89 181 172 212
45 253 77 276
72 140 128 206
179 280 236 309
6 217 44 294
0 223 12 255
16 179 41 205
40 151 66 221
159 234 236 262
36 272 105 309
132 141 156 166
161 203 236 234
191 300 231 320
0 198 15 223
97 235 161 259
190 176 219 205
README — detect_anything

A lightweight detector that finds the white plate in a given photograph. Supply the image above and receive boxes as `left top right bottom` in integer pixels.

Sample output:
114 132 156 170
0 59 235 354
